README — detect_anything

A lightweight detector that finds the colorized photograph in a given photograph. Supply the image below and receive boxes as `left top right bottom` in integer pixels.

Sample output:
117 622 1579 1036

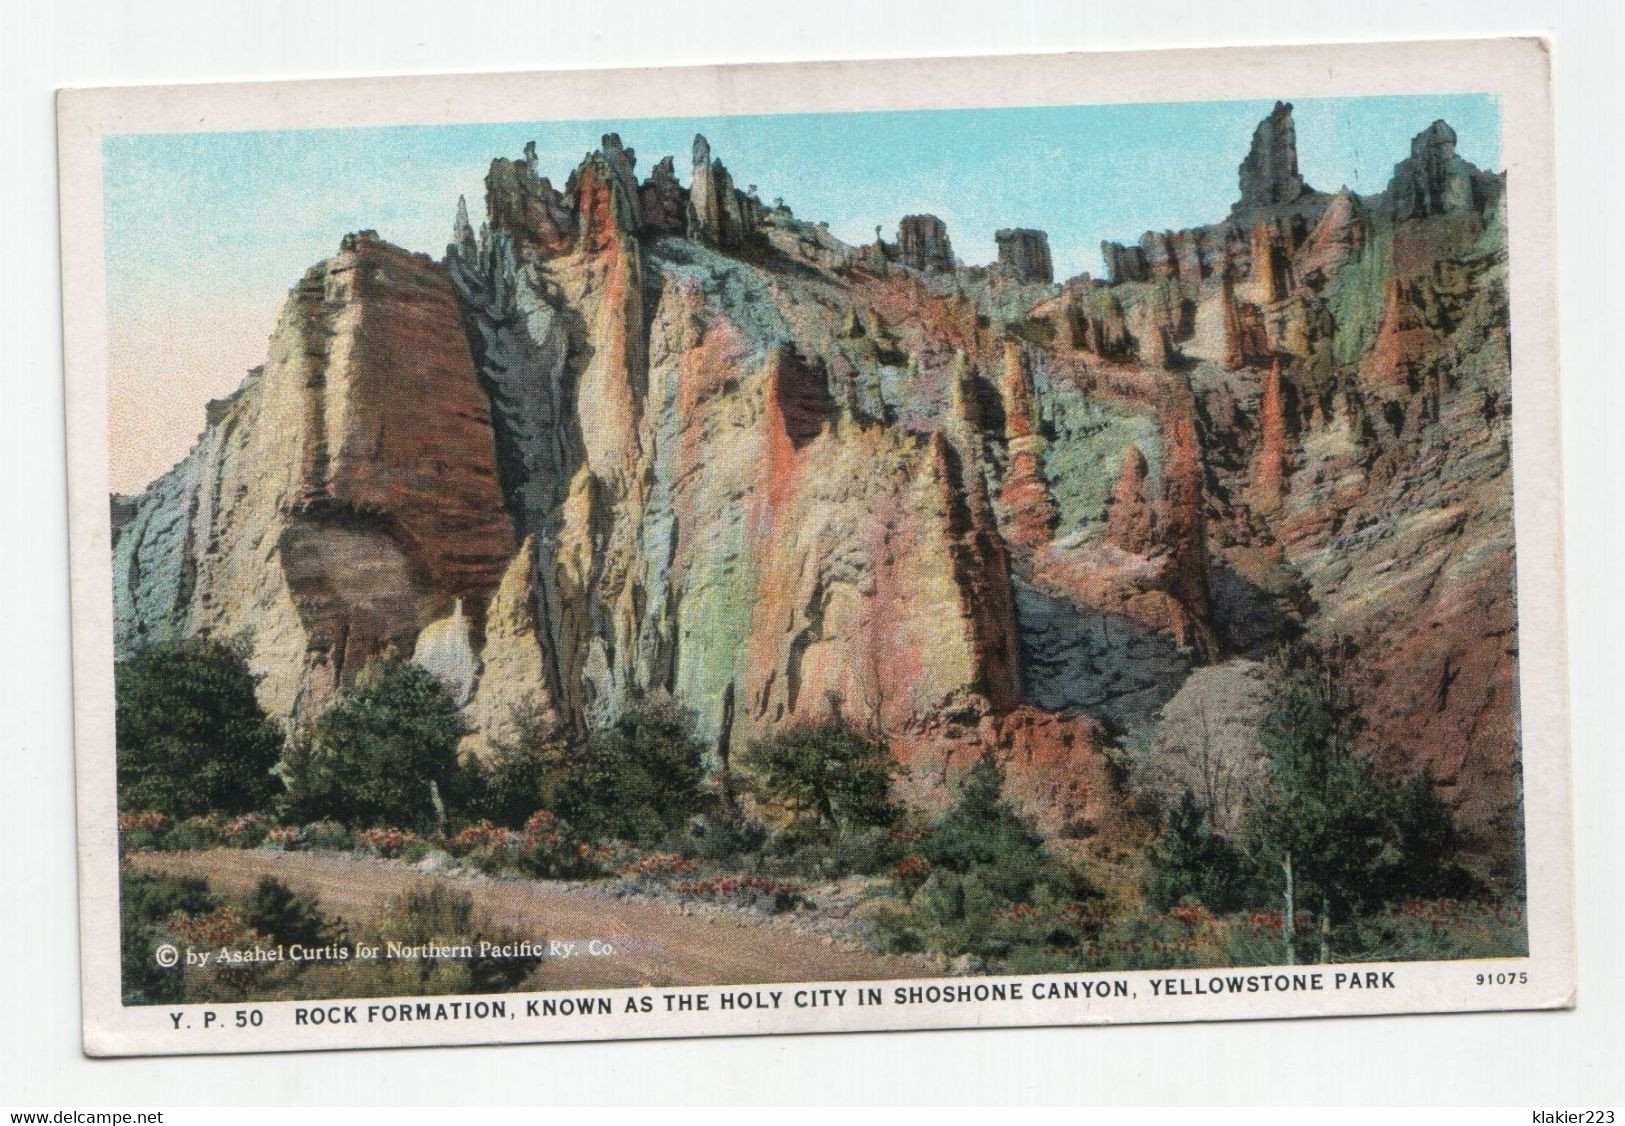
57 44 1571 1054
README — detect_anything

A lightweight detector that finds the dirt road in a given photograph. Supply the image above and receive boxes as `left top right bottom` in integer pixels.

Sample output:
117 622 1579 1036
128 849 932 989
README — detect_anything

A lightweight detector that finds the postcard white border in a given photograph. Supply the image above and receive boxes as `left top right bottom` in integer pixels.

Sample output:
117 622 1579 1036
57 36 1572 1057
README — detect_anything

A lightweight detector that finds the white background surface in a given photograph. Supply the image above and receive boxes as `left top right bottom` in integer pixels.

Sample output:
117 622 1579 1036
2 0 1620 1106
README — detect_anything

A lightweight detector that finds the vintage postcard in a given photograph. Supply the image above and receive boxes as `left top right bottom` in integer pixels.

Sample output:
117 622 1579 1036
58 38 1573 1056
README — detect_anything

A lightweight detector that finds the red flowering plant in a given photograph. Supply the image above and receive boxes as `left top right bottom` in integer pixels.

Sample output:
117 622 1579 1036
522 810 562 845
891 855 934 898
618 852 697 882
504 811 616 879
118 810 170 851
222 812 271 848
444 820 519 873
357 826 418 859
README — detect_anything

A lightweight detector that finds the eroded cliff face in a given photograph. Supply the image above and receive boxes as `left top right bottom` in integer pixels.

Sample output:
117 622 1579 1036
112 105 1519 870
114 233 513 719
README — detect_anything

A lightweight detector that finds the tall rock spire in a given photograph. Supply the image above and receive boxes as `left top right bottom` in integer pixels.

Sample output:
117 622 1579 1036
1106 444 1156 554
452 194 476 253
946 349 983 448
1384 119 1491 221
999 340 1037 441
687 133 757 249
1234 101 1309 221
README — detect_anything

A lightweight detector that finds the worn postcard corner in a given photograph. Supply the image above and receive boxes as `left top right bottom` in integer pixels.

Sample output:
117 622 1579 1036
58 37 1572 1056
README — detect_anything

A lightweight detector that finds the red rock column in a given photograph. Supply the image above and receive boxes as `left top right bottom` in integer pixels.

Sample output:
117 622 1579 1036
1251 359 1289 514
1106 444 1156 554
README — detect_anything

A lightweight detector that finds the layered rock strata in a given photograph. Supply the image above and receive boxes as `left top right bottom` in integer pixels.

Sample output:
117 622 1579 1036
112 108 1519 872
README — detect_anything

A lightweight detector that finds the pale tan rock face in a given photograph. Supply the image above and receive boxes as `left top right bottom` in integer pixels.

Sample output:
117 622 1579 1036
462 537 554 759
114 234 513 721
413 599 477 707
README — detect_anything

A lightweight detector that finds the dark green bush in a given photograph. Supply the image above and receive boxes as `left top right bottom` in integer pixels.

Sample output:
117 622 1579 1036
918 756 1078 904
761 822 904 879
742 723 898 832
467 744 555 829
669 814 769 865
242 876 343 950
120 871 219 1005
529 703 708 845
115 640 283 817
1145 790 1258 913
282 660 468 832
872 756 1095 963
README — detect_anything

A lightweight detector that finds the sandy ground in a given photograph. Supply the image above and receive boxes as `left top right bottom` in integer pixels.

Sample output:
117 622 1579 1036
127 849 932 990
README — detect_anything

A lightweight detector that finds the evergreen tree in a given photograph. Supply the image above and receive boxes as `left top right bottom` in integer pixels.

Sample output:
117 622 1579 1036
1245 644 1465 963
1146 790 1254 913
115 639 283 816
743 723 898 833
284 659 466 831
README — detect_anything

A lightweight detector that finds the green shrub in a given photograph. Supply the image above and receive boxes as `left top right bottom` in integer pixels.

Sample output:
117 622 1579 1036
918 756 1079 904
1145 791 1258 913
529 704 708 845
377 884 542 993
467 743 555 829
871 756 1095 963
242 876 343 949
670 814 769 865
165 813 225 851
115 640 283 817
282 660 469 832
1343 898 1527 961
743 723 898 832
120 871 219 1005
761 822 904 879
293 820 356 852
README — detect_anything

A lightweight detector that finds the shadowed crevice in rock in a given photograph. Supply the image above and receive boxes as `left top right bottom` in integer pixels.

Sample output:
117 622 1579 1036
1012 579 1191 734
1206 561 1303 658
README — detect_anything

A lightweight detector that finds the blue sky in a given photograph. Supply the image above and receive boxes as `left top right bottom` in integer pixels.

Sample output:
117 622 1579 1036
102 93 1499 492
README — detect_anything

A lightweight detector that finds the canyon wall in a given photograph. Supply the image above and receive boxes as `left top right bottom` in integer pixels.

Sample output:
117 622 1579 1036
112 106 1519 874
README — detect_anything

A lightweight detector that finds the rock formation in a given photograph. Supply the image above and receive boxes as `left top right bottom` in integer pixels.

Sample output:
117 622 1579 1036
688 133 758 249
896 214 955 273
999 345 1061 556
995 228 1054 283
1363 278 1434 390
1101 240 1148 284
1386 119 1482 221
639 155 687 236
1250 359 1289 514
1297 187 1367 289
110 106 1521 873
1234 101 1310 220
114 232 514 719
1105 445 1156 554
